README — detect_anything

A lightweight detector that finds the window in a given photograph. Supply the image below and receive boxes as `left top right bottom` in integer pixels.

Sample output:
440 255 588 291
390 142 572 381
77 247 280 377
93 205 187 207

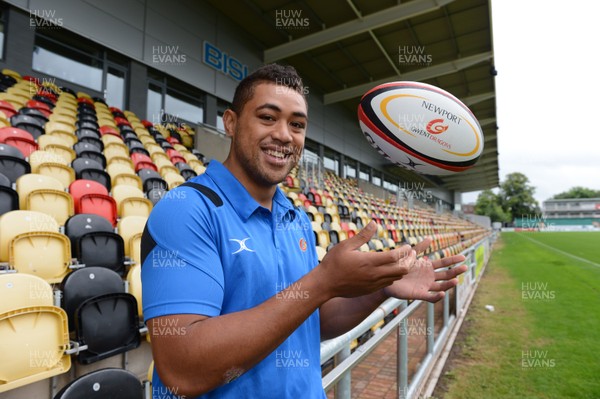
372 175 381 186
345 164 356 178
147 70 205 125
32 28 128 108
0 8 7 60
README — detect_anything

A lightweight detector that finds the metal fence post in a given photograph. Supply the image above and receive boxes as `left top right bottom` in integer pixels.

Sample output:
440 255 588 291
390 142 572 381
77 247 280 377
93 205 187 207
334 345 351 399
398 301 408 399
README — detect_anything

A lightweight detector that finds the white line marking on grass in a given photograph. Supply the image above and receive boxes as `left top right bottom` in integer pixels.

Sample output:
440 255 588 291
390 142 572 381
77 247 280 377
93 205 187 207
518 234 600 269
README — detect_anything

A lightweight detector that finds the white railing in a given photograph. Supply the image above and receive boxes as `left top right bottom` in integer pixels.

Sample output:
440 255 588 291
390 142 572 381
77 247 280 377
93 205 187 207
321 233 495 398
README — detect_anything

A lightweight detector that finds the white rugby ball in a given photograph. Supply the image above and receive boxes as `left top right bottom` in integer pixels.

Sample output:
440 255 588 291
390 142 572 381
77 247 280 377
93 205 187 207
358 81 483 175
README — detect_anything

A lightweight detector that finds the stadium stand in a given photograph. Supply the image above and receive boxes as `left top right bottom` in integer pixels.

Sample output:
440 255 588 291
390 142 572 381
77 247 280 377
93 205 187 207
0 4 492 393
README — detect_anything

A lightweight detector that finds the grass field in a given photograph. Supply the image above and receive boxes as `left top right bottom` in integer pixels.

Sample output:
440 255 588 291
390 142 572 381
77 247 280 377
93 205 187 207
433 231 600 399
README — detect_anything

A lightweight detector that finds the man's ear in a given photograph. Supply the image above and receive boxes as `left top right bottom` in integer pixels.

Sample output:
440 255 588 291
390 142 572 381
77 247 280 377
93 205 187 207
223 109 237 138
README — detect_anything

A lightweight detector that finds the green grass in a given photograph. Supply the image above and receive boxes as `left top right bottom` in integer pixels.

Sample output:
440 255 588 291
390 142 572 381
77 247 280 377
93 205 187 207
435 232 600 399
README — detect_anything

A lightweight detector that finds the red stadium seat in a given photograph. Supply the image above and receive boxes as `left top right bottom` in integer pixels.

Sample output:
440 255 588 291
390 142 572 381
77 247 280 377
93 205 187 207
0 100 17 118
141 120 154 128
99 125 120 137
25 100 52 117
69 179 109 213
166 136 180 145
79 193 117 226
2 136 38 157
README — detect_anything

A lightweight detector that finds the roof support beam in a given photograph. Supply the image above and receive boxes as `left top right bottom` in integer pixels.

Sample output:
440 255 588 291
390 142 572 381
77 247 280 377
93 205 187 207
264 0 455 63
463 91 495 106
323 51 493 104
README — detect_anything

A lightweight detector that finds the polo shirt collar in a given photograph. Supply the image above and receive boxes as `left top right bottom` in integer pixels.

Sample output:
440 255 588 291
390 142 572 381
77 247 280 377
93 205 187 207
205 160 295 222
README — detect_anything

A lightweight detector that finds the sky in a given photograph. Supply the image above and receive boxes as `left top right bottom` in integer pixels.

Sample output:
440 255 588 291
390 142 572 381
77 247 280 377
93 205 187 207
461 1 600 205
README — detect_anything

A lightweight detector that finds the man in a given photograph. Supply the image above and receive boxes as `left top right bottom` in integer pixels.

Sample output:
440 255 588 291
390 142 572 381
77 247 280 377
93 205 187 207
141 64 466 398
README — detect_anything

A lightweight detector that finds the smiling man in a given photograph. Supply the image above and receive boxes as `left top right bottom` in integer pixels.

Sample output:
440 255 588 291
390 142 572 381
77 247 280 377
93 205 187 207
141 64 466 398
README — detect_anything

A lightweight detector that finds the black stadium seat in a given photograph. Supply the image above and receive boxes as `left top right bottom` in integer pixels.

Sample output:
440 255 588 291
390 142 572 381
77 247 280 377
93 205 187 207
60 266 124 331
74 293 141 364
0 155 31 184
53 368 144 399
64 213 114 257
0 172 19 215
10 114 45 139
75 231 126 275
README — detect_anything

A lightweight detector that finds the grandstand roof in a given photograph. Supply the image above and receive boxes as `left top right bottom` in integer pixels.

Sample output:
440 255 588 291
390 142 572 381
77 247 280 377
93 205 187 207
204 0 499 193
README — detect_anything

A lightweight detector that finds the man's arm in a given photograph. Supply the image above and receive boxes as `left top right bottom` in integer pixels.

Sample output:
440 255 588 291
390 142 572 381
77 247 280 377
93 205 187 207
149 222 414 397
319 238 468 340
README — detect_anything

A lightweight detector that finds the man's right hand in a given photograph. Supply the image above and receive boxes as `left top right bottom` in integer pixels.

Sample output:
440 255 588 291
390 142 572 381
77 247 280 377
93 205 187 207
316 221 416 299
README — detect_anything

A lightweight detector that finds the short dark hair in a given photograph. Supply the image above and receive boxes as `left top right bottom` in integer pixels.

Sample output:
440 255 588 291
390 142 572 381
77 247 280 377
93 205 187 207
230 63 306 114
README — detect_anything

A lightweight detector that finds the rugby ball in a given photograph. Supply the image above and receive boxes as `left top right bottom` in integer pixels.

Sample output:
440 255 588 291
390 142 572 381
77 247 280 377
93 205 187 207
358 81 483 175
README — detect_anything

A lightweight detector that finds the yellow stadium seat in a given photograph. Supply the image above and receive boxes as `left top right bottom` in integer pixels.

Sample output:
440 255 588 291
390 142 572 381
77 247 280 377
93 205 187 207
101 133 125 146
2 68 21 80
10 231 72 282
118 215 146 260
0 274 54 313
26 189 74 225
316 246 327 262
40 143 76 164
113 173 143 191
127 264 143 317
0 306 71 393
46 130 78 147
37 133 72 148
38 164 75 189
16 173 64 210
163 172 184 190
49 112 77 126
104 142 129 159
112 185 152 218
159 164 180 178
45 120 75 135
107 162 135 179
0 210 58 262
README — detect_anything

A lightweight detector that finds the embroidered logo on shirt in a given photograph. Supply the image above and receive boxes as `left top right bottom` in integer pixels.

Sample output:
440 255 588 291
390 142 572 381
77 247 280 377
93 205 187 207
299 238 307 252
230 238 255 254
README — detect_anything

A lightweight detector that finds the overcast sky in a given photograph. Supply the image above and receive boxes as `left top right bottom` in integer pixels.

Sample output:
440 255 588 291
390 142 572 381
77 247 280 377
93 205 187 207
461 0 600 205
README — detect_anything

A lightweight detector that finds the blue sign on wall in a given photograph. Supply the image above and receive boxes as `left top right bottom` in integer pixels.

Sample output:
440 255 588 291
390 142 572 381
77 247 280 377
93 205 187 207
203 41 248 82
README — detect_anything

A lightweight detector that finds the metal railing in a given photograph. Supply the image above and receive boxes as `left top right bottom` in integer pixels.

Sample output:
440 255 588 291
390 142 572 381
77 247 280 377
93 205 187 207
320 234 495 398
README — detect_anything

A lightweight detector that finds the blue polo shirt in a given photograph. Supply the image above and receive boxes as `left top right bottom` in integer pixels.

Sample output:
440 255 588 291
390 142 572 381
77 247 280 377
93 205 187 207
141 160 325 399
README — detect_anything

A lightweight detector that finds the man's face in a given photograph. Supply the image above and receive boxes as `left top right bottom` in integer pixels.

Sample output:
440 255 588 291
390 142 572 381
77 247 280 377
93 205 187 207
225 82 308 188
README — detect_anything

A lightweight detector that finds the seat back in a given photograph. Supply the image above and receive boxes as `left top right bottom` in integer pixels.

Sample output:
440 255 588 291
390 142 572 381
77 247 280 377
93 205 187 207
60 266 124 331
76 231 125 275
52 368 143 399
68 179 109 213
26 189 74 225
64 213 113 256
74 293 140 364
79 193 117 226
0 273 53 313
0 210 58 261
10 231 71 283
0 155 30 184
117 215 147 258
0 306 71 393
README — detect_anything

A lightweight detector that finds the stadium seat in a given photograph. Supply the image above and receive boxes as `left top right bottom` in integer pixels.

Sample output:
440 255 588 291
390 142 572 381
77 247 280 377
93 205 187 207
0 173 18 216
41 143 76 164
117 215 146 261
176 162 197 181
0 152 30 185
0 99 17 118
147 187 167 205
16 173 63 207
79 193 117 226
112 185 152 218
163 172 185 189
0 306 71 393
64 213 114 256
10 231 72 282
78 169 111 192
126 264 143 317
138 168 168 192
25 188 74 225
10 114 45 139
73 293 140 364
75 231 126 275
52 368 144 399
0 210 59 263
69 179 108 213
60 266 124 331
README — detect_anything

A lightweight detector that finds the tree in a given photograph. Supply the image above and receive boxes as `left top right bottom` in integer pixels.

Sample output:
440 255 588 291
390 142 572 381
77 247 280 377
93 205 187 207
474 189 510 223
553 186 600 199
497 172 540 220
